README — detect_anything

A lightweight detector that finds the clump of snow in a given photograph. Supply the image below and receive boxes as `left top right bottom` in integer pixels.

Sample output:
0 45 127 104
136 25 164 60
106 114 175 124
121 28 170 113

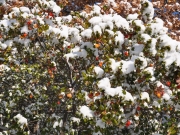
153 101 160 108
53 120 63 128
14 114 27 129
121 60 135 74
89 16 102 25
115 31 124 49
158 34 177 51
96 119 105 128
105 87 134 102
93 131 102 135
144 67 155 81
0 64 10 72
147 18 168 36
80 106 94 118
140 92 150 102
0 0 6 5
105 29 114 37
98 78 111 89
127 13 139 20
137 57 148 69
149 38 157 56
94 66 104 78
62 15 72 23
64 46 87 60
19 7 30 13
93 25 102 35
131 44 144 55
109 58 120 73
81 29 93 39
50 1 61 15
141 0 154 22
101 14 113 23
113 14 129 30
70 117 80 123
162 93 170 101
93 5 101 15
21 25 29 33
106 0 117 7
0 42 7 50
156 81 164 88
133 20 145 33
140 33 151 43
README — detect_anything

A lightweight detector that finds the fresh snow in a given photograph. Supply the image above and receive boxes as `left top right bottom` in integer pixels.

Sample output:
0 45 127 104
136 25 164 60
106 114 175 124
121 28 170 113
14 114 28 129
94 66 104 78
80 106 94 118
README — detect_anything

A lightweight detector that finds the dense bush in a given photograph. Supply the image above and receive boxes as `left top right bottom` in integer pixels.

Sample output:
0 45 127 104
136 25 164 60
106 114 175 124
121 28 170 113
0 0 180 134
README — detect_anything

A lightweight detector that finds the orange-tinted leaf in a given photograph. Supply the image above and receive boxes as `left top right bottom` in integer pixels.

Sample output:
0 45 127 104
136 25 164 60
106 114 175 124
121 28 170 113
94 43 100 48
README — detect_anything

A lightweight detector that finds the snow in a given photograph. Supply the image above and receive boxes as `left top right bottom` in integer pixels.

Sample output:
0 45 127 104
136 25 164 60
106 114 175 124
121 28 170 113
0 42 7 50
104 87 122 97
149 38 157 56
152 133 162 135
70 117 80 123
80 106 94 118
153 101 160 108
81 29 93 39
144 67 155 81
21 25 29 33
51 3 61 15
101 14 113 23
159 35 177 51
93 25 102 35
94 66 104 78
0 0 180 134
133 20 145 33
53 121 59 128
96 119 105 128
19 7 30 13
0 0 5 5
98 22 106 31
106 21 114 30
14 114 27 129
109 58 120 73
156 81 164 88
138 57 148 69
113 14 129 30
162 93 170 101
178 122 180 128
141 34 151 42
64 46 87 59
115 31 125 49
93 5 101 15
121 60 135 74
0 64 10 72
104 86 134 102
53 120 63 128
60 25 69 39
107 0 117 7
93 131 102 135
131 44 144 55
140 92 150 102
62 15 72 23
98 78 111 89
127 13 139 20
148 18 168 36
89 16 102 25
141 0 154 22
105 29 114 37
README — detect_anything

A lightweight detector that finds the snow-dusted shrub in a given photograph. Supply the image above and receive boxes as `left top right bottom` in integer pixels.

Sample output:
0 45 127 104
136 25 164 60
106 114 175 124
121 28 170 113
0 0 180 134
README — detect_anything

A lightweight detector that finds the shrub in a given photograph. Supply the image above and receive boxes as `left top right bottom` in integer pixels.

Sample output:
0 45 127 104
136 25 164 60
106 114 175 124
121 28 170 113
0 0 180 134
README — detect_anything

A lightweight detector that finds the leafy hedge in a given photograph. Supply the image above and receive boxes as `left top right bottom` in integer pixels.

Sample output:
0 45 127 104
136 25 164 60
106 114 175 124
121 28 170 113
0 0 180 135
